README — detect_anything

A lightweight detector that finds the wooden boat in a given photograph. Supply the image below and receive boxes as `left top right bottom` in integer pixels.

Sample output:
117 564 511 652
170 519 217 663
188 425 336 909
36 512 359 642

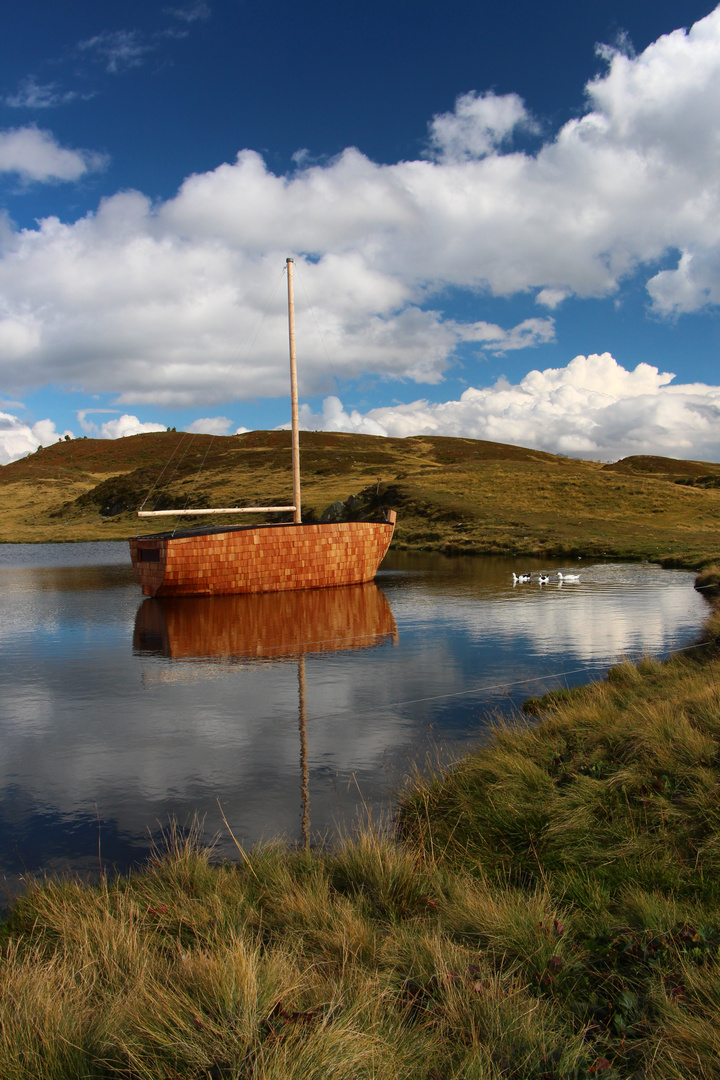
129 258 396 597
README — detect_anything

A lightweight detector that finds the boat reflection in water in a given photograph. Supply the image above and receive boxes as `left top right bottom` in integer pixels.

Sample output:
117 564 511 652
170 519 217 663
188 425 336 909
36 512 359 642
133 583 398 846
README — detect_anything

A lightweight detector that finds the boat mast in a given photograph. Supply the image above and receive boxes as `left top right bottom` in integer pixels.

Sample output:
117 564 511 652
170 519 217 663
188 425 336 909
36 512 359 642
138 262 303 523
286 257 302 524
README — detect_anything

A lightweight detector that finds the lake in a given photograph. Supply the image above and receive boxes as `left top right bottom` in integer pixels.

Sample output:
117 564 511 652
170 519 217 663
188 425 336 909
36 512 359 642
0 541 708 897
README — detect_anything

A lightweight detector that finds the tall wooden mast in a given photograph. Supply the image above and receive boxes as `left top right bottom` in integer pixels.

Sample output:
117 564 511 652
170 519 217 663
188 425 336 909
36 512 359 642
286 257 302 524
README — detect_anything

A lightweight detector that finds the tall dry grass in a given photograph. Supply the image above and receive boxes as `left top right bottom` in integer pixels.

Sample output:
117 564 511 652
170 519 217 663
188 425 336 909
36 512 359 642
0 830 591 1079
3 623 720 1077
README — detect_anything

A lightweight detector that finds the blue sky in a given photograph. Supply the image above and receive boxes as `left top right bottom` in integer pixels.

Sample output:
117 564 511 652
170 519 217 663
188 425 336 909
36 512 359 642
1 0 719 463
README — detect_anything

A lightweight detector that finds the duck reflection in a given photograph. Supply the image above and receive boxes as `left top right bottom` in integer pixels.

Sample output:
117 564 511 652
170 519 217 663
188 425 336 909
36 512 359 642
133 583 398 848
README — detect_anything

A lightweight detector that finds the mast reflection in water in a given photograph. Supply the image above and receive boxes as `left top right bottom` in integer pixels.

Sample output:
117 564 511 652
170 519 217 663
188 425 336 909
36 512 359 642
133 584 398 848
0 544 707 894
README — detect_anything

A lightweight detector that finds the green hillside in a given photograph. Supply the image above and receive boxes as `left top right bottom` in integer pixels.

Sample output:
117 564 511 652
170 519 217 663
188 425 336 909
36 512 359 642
2 430 719 567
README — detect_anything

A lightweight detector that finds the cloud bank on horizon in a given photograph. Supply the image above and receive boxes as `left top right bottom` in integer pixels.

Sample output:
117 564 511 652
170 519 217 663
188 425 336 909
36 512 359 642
296 354 720 463
1 6 720 464
4 353 719 466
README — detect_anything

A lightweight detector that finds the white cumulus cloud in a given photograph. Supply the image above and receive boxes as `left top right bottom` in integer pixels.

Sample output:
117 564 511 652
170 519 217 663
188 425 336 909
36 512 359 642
0 126 107 182
428 90 535 161
535 289 569 310
0 9 719 407
185 416 232 435
99 414 166 439
0 412 73 465
297 353 720 462
4 354 720 466
77 410 166 439
297 396 388 437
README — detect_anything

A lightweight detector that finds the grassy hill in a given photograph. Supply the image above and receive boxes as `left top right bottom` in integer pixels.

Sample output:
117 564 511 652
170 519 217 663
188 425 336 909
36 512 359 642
2 430 719 567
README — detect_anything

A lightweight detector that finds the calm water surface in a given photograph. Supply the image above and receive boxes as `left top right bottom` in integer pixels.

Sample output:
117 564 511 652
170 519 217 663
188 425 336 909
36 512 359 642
0 542 708 895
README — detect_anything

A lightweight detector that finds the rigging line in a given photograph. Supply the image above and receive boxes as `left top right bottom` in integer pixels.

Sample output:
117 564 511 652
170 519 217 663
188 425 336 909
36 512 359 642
165 269 288 533
293 261 341 394
232 267 286 378
313 665 609 721
294 635 717 727
139 432 190 511
217 265 287 389
153 433 198 513
174 433 218 537
148 624 716 719
144 271 287 532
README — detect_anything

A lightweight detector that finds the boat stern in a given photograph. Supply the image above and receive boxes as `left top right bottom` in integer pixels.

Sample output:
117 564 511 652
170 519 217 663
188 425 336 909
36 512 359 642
129 537 168 596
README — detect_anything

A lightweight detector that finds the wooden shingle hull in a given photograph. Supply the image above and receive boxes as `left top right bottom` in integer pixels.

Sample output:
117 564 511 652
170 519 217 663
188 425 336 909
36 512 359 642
129 519 396 597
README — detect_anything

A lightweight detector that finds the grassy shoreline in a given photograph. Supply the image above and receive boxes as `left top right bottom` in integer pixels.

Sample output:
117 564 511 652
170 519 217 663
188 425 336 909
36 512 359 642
2 575 720 1077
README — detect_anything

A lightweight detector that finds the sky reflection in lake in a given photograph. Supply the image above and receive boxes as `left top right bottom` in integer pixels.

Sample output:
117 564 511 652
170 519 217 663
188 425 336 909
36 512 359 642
0 542 708 895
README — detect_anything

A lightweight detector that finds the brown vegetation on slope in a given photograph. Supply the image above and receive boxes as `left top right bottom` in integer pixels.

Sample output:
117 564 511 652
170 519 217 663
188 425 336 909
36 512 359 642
2 431 719 567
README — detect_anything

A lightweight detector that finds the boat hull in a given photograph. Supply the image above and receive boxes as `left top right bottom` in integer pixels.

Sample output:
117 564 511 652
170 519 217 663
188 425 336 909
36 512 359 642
129 518 396 597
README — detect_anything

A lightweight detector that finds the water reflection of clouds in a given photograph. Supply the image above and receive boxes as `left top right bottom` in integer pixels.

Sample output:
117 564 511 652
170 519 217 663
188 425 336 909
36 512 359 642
0 584 418 849
0 555 707 878
2 686 55 737
386 572 703 662
138 630 469 743
0 566 135 648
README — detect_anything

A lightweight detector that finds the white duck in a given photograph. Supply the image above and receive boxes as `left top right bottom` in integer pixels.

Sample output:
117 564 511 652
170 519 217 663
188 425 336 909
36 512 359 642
512 573 532 583
558 572 580 582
